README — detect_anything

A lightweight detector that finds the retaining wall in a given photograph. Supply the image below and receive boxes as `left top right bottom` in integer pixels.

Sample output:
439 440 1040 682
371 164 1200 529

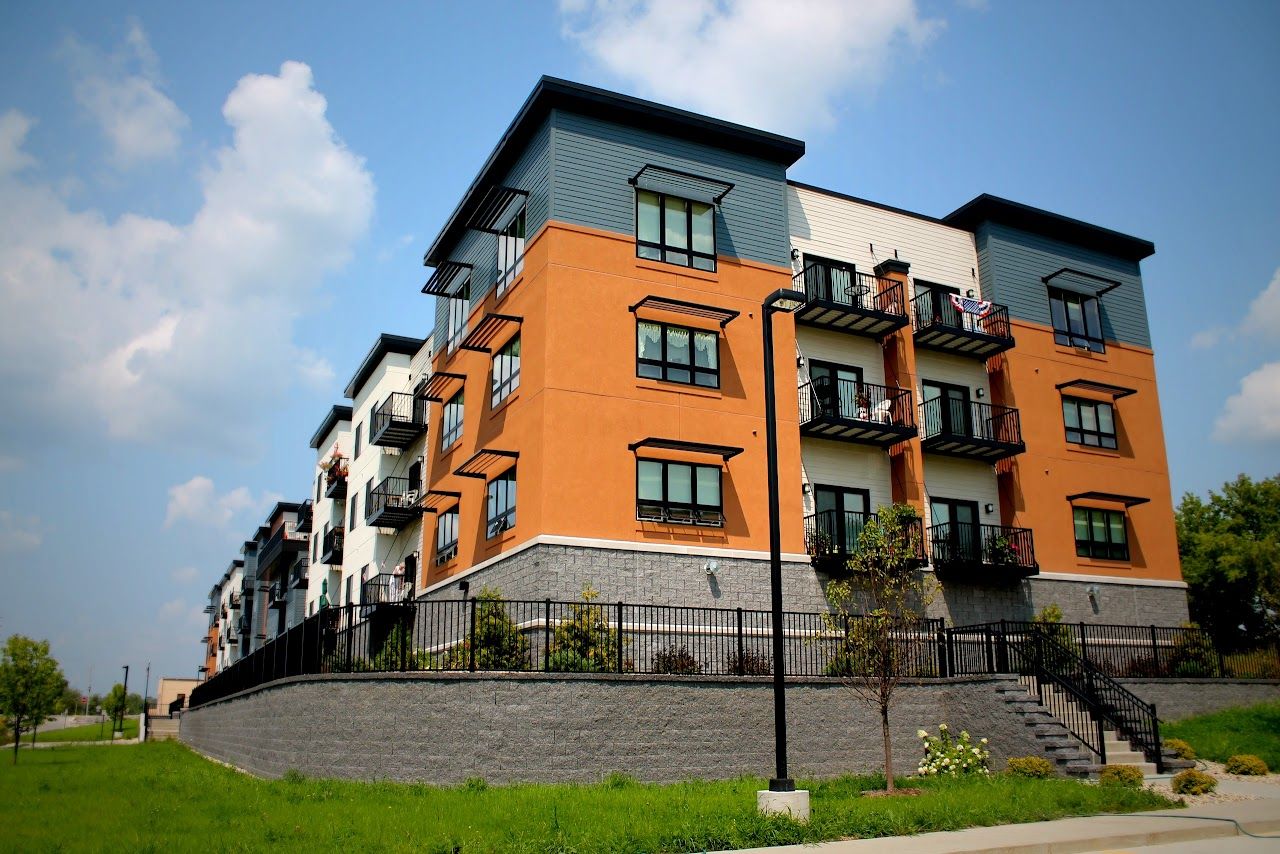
1117 679 1280 722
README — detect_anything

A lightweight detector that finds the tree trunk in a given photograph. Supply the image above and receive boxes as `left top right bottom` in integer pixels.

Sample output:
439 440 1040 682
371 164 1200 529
11 717 20 764
881 703 895 793
30 722 37 747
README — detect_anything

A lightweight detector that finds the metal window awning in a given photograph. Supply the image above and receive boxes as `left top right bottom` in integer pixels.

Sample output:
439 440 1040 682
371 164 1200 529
460 313 522 353
629 295 740 329
422 490 462 514
627 437 744 460
1055 378 1137 399
420 371 466 403
422 260 473 296
1043 267 1123 296
465 185 529 234
454 448 519 479
1066 491 1150 508
629 164 734 206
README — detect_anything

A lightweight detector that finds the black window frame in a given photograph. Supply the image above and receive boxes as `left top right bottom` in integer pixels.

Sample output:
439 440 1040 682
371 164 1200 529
635 458 724 527
441 389 464 450
446 277 471 354
1048 286 1106 353
435 507 459 566
636 319 720 388
635 189 717 272
1062 396 1118 449
491 334 521 407
1073 506 1129 561
496 206 526 299
486 468 516 539
353 423 362 459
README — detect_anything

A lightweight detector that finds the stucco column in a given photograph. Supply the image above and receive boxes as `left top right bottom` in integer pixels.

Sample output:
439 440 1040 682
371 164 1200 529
874 259 926 516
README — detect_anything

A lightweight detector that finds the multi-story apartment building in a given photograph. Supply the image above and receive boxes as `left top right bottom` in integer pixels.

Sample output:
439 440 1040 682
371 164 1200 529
306 404 352 616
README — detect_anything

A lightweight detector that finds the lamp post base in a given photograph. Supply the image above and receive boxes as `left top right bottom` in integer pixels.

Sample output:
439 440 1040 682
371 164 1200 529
757 788 810 821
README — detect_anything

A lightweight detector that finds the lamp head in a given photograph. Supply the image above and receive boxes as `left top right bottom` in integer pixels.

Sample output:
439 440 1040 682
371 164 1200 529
764 288 807 313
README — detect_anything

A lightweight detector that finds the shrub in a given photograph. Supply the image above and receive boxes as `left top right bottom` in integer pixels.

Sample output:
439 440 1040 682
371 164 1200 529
1223 650 1280 679
1005 756 1055 778
1224 754 1269 775
460 777 488 793
548 587 625 673
1098 765 1145 788
728 650 771 676
917 724 990 776
603 772 636 789
1172 769 1217 795
652 644 702 675
1169 628 1219 678
1164 738 1196 760
1121 656 1164 678
438 587 530 671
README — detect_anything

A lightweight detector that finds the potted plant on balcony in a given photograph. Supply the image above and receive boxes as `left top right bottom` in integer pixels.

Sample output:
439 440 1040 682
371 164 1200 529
986 533 1019 566
324 450 348 485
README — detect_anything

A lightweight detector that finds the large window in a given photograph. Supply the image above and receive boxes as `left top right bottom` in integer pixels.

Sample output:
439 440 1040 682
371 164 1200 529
636 459 723 526
441 390 464 450
1049 287 1105 353
486 469 516 538
496 207 526 298
636 190 715 271
446 278 471 354
637 321 719 387
491 335 521 407
435 508 459 566
1074 507 1129 560
349 489 358 529
353 423 362 459
1062 397 1117 449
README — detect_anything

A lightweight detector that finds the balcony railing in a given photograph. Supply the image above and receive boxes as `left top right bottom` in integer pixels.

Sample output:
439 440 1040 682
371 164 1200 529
365 476 425 530
268 582 288 610
241 577 255 597
370 393 429 450
324 471 348 500
792 262 909 338
289 558 309 590
804 510 926 573
361 572 416 610
919 398 1025 462
928 522 1037 581
258 520 308 573
911 291 1014 358
799 377 916 447
296 499 312 534
320 527 344 565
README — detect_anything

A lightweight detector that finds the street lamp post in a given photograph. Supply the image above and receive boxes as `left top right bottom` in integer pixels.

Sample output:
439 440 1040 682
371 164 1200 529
119 665 129 737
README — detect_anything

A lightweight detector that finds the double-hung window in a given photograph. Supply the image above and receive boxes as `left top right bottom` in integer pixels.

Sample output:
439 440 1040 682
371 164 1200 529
435 507 459 566
486 469 516 538
1062 397 1117 449
496 207 526 298
441 390 464 450
491 335 521 407
446 278 471 354
636 190 715 271
1049 287 1105 352
636 459 723 526
1073 507 1129 560
637 321 719 387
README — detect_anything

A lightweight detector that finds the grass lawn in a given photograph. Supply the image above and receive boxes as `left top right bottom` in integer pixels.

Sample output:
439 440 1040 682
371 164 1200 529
1163 701 1280 768
22 717 140 744
0 741 1174 853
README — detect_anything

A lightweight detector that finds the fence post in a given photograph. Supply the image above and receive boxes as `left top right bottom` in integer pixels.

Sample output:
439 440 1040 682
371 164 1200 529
1078 622 1088 668
468 597 477 672
543 599 552 671
1149 625 1160 674
735 608 745 676
937 628 949 678
997 619 1009 673
1151 703 1163 773
985 627 995 674
616 601 624 674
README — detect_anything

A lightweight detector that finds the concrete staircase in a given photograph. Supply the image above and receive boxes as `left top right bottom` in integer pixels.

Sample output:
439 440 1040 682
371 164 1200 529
148 716 180 741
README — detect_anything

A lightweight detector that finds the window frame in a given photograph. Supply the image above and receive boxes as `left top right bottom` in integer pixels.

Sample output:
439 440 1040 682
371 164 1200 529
636 319 720 388
1073 506 1129 561
491 334 521 407
441 389 464 450
496 206 526 299
1048 286 1106 353
446 277 471 354
435 507 459 566
635 458 724 527
485 468 516 539
353 423 362 459
635 189 716 272
1062 396 1118 449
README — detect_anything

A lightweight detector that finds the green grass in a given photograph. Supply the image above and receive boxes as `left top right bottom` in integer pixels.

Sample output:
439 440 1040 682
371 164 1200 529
0 742 1175 853
1163 701 1280 769
21 718 140 744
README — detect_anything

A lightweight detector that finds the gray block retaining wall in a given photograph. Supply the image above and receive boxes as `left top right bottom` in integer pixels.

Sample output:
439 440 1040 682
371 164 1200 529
1117 679 1280 722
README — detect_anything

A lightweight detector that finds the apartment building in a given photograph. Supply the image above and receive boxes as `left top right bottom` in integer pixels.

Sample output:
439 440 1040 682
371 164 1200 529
306 404 352 616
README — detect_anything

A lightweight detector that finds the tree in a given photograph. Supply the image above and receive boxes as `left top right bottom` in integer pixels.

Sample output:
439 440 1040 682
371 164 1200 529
1176 474 1280 650
0 635 65 763
102 684 128 733
823 504 933 794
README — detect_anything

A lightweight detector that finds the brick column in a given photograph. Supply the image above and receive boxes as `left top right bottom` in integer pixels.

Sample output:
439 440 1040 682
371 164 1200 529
874 259 926 516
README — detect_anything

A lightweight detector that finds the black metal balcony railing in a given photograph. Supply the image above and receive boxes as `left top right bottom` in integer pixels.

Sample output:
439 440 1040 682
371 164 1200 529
804 510 926 573
371 393 429 450
229 592 241 610
365 476 425 530
237 615 250 635
320 527 345 565
257 521 307 573
799 377 917 447
268 582 288 610
911 291 1014 359
928 522 1037 581
792 263 909 339
241 577 255 597
289 558 309 590
919 398 1025 462
360 572 416 610
324 472 348 500
296 499 312 534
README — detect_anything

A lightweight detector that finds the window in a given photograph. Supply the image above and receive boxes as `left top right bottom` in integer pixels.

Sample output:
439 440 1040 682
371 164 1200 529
496 207 526 297
636 190 715 271
353 423 362 459
637 321 719 387
491 335 521 406
364 478 373 523
435 508 459 565
349 490 358 529
636 459 723 526
486 468 516 538
342 575 352 607
441 390 464 450
1049 287 1105 352
447 278 471 353
1062 397 1117 449
315 474 321 503
1074 507 1129 560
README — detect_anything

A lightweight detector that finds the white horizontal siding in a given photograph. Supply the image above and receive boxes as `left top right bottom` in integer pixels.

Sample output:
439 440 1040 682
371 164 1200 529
921 457 1000 529
914 351 989 401
796 328 885 385
799 439 893 517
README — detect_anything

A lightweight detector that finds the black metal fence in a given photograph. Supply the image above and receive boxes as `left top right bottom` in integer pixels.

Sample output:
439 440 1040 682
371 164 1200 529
799 377 915 428
928 522 1037 572
794 262 906 317
911 291 1012 339
920 398 1023 445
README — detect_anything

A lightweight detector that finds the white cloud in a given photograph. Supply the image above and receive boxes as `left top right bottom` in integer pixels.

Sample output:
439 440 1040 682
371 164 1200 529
0 511 45 552
164 476 281 528
158 598 187 620
1213 361 1280 443
64 22 189 166
1240 268 1280 339
0 111 36 176
559 0 944 134
171 566 199 584
0 59 372 455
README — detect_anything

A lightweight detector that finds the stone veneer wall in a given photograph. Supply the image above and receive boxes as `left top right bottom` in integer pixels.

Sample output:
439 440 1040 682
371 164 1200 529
1117 679 1280 722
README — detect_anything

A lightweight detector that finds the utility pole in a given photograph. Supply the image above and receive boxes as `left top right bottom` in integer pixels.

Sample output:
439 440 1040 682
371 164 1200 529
119 665 129 736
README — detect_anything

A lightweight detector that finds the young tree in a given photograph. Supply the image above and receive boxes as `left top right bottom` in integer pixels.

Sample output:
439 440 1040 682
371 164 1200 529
0 635 65 763
823 504 933 794
102 684 128 733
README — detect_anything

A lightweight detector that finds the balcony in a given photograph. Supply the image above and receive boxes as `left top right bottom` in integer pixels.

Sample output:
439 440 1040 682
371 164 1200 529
267 582 288 610
799 377 916 448
240 577 255 598
371 392 429 450
792 262 910 339
324 471 348 500
289 558 309 590
319 527 344 565
229 592 241 610
361 573 415 609
911 291 1014 359
928 522 1037 582
804 510 926 574
236 615 250 636
257 522 307 574
920 399 1025 462
365 476 425 530
296 499 312 534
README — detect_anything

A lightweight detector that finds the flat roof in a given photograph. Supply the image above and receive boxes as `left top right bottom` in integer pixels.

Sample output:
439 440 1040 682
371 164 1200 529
423 76 806 267
309 404 353 449
343 334 426 399
788 180 952 228
262 502 303 525
943 194 1155 262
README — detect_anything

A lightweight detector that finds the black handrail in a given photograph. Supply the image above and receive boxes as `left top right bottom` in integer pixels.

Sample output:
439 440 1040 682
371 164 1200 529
321 527 344 560
800 377 915 428
361 572 415 606
928 522 1036 570
920 398 1023 445
804 510 925 564
367 476 420 520
792 263 906 317
372 392 428 437
910 290 1012 339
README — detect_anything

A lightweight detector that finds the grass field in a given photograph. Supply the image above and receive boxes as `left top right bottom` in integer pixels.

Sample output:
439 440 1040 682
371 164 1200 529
0 741 1175 853
1163 701 1280 768
22 717 140 743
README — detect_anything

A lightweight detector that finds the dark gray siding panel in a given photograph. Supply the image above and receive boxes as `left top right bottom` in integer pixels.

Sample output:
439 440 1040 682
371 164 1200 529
550 110 790 268
433 118 552 347
976 222 1151 349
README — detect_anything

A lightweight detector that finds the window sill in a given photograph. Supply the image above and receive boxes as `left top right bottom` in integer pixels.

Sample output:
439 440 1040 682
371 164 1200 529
635 378 722 399
1064 444 1121 458
439 440 462 460
484 529 517 549
1076 558 1133 569
494 271 524 305
635 257 719 282
490 390 520 418
1053 344 1109 361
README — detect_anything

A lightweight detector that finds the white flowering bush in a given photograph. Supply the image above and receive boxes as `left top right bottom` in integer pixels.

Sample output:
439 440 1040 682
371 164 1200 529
916 723 991 776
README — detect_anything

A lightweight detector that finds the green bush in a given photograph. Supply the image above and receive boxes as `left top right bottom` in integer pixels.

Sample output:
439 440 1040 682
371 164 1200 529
1169 628 1219 678
547 587 625 673
1224 754 1269 775
438 588 529 671
1098 765 1145 788
728 650 771 676
1005 756 1055 778
1172 769 1217 795
1164 738 1196 760
651 644 701 675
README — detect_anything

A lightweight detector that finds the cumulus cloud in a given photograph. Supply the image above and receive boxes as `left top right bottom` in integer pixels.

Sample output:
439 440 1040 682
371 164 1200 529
164 476 281 528
171 566 199 584
0 111 36 176
559 0 943 134
0 510 46 552
0 60 372 455
1213 361 1280 443
1192 267 1280 349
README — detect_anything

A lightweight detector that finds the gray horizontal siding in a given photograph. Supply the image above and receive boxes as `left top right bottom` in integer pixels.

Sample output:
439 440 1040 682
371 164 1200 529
550 110 790 268
976 222 1151 349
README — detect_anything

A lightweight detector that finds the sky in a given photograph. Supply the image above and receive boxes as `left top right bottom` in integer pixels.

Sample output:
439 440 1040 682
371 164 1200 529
0 0 1276 694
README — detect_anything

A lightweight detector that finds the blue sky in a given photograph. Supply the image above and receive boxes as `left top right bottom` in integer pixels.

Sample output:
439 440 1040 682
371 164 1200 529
0 0 1276 693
